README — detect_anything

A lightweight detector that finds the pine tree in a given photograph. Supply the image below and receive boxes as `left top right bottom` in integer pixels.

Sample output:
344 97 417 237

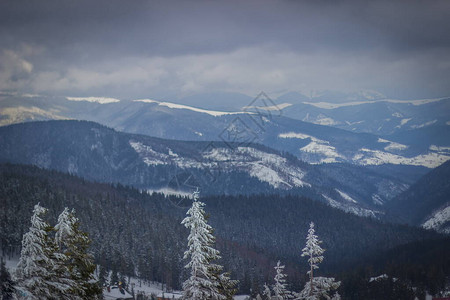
54 207 102 299
98 265 108 287
215 271 238 300
181 190 236 300
296 222 340 300
273 261 293 299
15 203 73 300
0 257 15 300
263 283 272 300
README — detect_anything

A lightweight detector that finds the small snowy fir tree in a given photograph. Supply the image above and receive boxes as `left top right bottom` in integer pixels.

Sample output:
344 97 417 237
273 261 293 299
215 271 238 300
181 190 236 300
55 208 102 299
15 204 73 300
295 222 340 300
263 283 272 300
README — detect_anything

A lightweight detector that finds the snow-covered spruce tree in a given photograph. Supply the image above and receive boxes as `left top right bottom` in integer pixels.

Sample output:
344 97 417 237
295 222 340 300
55 208 102 299
215 271 238 300
273 261 293 299
263 283 272 300
181 190 237 300
1 257 15 300
15 204 74 300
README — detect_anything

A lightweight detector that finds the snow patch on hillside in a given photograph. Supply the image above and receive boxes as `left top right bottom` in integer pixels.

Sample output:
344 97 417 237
411 120 437 129
129 141 171 166
147 188 193 198
66 96 120 104
279 133 447 168
422 205 450 234
242 102 292 111
352 148 450 168
377 138 408 151
0 106 68 126
429 145 450 153
303 97 447 109
311 114 340 126
249 163 291 188
372 194 384 205
279 132 344 163
322 194 379 218
336 189 358 203
203 147 310 188
400 118 412 126
369 274 389 282
130 140 310 189
134 99 248 116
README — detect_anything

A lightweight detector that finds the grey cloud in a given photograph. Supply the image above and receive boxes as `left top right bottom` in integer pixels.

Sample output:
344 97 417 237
0 0 449 99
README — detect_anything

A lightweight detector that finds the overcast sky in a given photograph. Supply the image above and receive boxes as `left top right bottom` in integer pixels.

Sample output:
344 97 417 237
1 0 450 100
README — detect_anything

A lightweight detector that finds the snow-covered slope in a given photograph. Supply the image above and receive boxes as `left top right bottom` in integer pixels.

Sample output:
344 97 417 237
134 99 247 116
278 132 450 168
422 205 450 234
386 160 450 231
302 97 447 109
130 140 309 189
281 94 450 135
0 120 412 218
66 96 121 104
0 106 69 126
1 93 448 169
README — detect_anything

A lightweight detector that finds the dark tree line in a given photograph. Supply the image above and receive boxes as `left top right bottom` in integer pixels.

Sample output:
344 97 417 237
0 163 448 297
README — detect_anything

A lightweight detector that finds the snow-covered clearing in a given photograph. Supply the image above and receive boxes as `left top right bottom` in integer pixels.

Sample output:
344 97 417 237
377 138 408 151
335 189 358 203
322 194 379 218
278 132 344 163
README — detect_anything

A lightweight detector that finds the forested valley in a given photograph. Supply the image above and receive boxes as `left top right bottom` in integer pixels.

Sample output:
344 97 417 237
1 164 449 299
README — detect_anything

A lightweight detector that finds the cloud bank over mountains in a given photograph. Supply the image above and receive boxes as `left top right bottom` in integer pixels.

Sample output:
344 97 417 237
1 0 449 99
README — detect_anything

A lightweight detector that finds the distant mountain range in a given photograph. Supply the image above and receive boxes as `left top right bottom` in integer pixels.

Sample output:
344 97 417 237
1 92 449 169
0 120 416 218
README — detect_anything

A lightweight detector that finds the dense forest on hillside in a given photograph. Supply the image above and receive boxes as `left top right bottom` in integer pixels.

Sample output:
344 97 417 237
0 120 414 212
1 164 448 297
386 160 450 226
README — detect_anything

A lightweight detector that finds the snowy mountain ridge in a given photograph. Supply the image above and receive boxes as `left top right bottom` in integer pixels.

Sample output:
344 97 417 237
1 93 448 170
301 97 448 109
0 120 414 218
66 96 121 104
133 99 248 116
279 132 449 168
130 140 309 189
